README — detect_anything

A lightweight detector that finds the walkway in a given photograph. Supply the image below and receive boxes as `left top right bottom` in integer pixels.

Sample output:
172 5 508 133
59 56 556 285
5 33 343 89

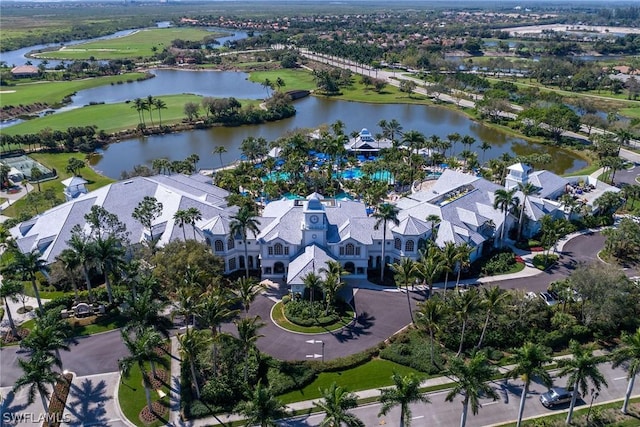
0 182 32 223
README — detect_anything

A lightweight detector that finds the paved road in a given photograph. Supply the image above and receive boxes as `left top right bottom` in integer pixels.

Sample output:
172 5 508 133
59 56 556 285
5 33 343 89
281 362 636 427
615 162 640 186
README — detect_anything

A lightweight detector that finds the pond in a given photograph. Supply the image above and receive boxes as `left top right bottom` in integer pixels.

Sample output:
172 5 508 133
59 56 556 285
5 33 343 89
91 91 587 178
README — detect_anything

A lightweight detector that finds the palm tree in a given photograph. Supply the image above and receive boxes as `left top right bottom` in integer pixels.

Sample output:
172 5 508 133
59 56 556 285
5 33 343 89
234 277 266 313
476 286 509 350
173 209 191 240
213 146 227 168
234 381 289 427
9 249 48 311
389 257 416 324
507 342 553 427
479 141 492 164
441 241 458 296
612 327 640 414
145 95 155 126
447 132 461 157
56 249 81 300
178 327 212 400
557 340 609 425
319 260 347 314
153 98 167 126
196 289 239 374
446 353 499 427
493 188 519 245
229 206 261 278
13 353 60 416
186 207 202 240
92 235 125 305
426 214 441 242
132 98 145 125
414 245 445 298
516 182 539 241
452 288 482 357
235 315 265 383
415 296 447 368
378 372 429 427
119 328 168 412
302 272 323 318
122 287 170 338
0 279 23 338
314 382 364 427
373 203 400 282
66 227 96 302
20 311 72 370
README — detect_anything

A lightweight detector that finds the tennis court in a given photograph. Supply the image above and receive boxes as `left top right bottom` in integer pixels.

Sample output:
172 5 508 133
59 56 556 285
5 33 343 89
1 155 54 180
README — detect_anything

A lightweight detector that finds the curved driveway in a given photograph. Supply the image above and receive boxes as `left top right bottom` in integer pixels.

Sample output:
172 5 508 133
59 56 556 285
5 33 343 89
2 230 631 378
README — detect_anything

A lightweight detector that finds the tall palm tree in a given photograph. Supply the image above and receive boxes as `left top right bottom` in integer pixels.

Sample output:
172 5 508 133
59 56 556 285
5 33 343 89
213 146 227 168
119 328 168 412
557 340 609 425
0 279 23 338
314 382 364 427
9 249 48 311
186 207 202 240
66 228 96 302
173 209 191 240
516 182 539 241
122 287 170 338
235 315 265 383
229 206 261 278
447 132 461 157
446 352 499 427
234 381 289 427
13 353 60 416
178 327 212 400
390 257 417 324
153 98 167 126
425 214 441 242
507 342 553 427
234 277 266 313
145 95 155 126
476 286 509 350
56 249 81 300
452 288 482 357
196 289 239 374
612 327 640 414
92 235 125 305
378 372 429 427
319 260 347 314
415 296 447 368
302 272 323 318
493 188 519 246
20 311 72 370
373 203 400 282
441 241 458 296
479 141 492 164
414 245 445 298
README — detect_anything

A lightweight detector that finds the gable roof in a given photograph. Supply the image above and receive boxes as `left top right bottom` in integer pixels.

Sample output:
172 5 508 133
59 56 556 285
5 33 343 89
287 245 337 285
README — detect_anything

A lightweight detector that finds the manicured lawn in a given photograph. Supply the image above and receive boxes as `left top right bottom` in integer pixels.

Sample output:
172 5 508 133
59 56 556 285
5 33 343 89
620 106 640 119
271 301 354 334
0 73 148 107
1 152 115 218
278 359 422 404
564 162 602 177
68 312 129 335
119 355 171 427
34 27 216 60
249 69 317 91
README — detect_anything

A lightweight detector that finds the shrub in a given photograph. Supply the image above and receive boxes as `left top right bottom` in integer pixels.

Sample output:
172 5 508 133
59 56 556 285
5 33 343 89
380 329 444 373
284 300 339 327
481 251 516 275
266 359 316 395
281 294 291 305
533 254 559 270
313 345 379 373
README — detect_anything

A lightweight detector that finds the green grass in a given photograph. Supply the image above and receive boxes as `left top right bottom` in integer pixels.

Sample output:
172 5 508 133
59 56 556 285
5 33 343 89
620 106 640 119
278 359 421 404
68 312 129 335
119 354 172 427
1 152 115 218
563 162 602 177
249 69 317 91
34 27 216 60
0 73 148 107
271 302 354 334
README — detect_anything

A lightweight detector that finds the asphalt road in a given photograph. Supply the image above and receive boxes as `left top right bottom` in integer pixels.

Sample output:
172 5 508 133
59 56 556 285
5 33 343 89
282 362 636 427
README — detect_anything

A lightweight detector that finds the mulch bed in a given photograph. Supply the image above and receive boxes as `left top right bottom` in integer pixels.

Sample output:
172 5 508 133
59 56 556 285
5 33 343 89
44 372 73 427
2 328 30 345
153 343 171 357
139 401 168 425
144 368 168 390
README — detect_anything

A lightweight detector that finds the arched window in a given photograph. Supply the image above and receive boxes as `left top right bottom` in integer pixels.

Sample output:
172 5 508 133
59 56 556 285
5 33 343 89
346 243 355 255
405 240 415 252
274 243 283 255
344 262 355 273
274 262 285 274
227 238 235 250
394 238 402 250
214 240 224 252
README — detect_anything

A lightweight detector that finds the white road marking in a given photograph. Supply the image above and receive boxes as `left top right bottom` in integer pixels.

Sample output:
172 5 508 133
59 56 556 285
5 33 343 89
483 401 500 406
412 415 425 420
614 376 628 380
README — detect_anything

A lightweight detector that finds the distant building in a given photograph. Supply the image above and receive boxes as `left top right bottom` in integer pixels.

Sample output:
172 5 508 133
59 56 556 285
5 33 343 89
10 65 39 78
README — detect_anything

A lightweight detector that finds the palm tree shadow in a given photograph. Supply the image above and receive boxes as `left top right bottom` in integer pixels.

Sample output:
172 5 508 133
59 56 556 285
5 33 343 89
65 378 111 426
0 390 31 425
332 311 375 343
170 375 181 414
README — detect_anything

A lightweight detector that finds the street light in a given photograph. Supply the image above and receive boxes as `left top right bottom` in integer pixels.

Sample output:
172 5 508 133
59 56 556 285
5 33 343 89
305 339 324 362
586 388 600 423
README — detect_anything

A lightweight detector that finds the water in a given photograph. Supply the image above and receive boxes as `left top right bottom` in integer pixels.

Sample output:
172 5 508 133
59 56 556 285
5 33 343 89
91 93 586 178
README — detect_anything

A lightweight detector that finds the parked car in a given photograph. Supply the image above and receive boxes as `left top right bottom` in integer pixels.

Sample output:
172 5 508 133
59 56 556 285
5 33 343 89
540 387 572 408
539 292 557 306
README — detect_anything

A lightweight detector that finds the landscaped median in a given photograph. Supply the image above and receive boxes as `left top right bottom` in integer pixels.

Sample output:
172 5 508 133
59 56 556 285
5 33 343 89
271 300 355 334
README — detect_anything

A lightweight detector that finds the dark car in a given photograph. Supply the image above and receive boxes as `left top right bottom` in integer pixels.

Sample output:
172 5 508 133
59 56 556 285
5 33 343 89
540 387 572 408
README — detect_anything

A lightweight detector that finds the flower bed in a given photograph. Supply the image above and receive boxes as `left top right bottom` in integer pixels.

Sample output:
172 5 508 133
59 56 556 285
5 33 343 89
139 401 168 425
2 327 30 345
45 372 73 427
